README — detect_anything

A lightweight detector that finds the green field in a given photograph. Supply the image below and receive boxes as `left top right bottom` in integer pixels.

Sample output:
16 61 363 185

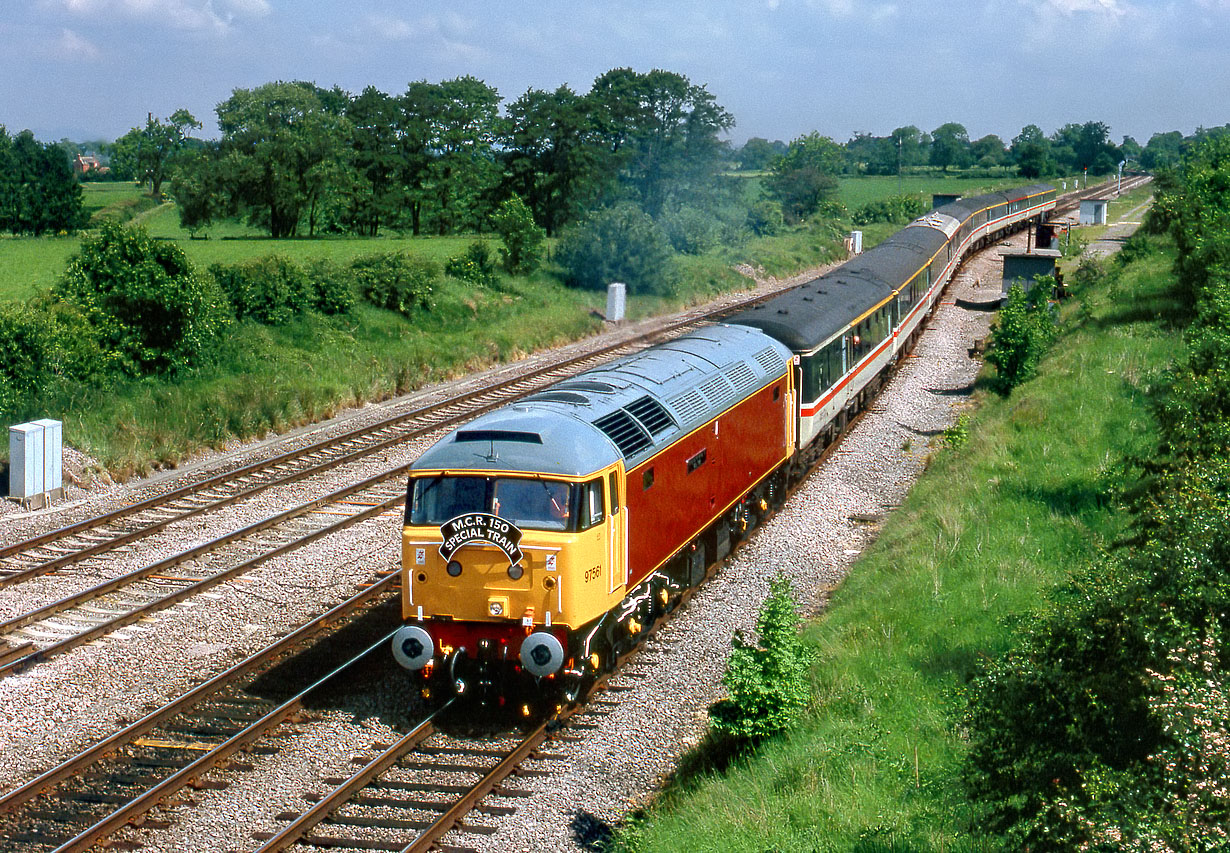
614 224 1174 850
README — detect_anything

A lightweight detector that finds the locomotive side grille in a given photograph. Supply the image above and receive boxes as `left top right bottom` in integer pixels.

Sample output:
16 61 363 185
668 389 707 424
725 363 758 394
755 347 786 374
625 396 676 436
593 410 653 457
699 375 736 408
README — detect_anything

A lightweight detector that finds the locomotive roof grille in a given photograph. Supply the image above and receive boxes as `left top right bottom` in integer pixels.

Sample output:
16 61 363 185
593 409 654 458
454 429 543 444
624 395 676 436
755 346 785 374
726 362 758 394
699 375 736 408
668 388 707 424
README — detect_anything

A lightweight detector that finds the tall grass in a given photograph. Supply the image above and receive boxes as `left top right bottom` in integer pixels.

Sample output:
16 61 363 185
614 241 1179 851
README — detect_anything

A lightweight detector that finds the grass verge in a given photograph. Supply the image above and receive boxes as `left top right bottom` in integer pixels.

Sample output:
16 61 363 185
612 238 1180 851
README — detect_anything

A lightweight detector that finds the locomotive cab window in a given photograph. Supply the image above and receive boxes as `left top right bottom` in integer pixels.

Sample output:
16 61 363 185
577 479 604 531
408 475 579 532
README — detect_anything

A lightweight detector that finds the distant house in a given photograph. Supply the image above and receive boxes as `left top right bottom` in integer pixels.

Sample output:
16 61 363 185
73 154 110 176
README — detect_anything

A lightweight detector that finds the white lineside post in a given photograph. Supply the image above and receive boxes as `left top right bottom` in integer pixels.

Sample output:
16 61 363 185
606 282 626 324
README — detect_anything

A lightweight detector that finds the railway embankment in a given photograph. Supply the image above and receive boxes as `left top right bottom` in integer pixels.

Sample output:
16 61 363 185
596 196 1174 850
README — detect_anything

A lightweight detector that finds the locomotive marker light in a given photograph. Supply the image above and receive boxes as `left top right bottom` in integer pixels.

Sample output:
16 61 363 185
391 624 434 671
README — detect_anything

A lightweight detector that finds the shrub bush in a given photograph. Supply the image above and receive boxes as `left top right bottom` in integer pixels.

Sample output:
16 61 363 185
492 195 546 275
0 304 56 418
302 258 356 315
709 575 813 743
660 206 722 254
985 281 1057 392
445 242 499 287
746 199 784 236
351 252 437 316
209 254 312 325
555 203 677 295
53 220 230 376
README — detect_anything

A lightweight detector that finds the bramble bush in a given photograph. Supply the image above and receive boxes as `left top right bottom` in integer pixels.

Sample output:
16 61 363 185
709 575 814 743
745 199 784 237
351 252 438 316
209 255 355 324
445 242 499 287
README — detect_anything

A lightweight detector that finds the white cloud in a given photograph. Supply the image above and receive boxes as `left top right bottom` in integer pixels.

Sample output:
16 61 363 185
51 0 268 34
53 27 102 59
1040 0 1127 15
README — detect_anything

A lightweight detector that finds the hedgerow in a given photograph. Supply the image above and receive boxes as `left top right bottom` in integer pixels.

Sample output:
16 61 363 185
964 134 1230 852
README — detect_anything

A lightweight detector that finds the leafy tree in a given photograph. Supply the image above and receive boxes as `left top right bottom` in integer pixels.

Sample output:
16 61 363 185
110 109 201 199
709 576 813 742
1052 121 1119 173
736 137 786 171
764 131 844 221
491 195 546 275
54 221 230 375
929 122 972 172
420 76 502 235
502 85 610 236
845 131 898 176
0 127 85 235
1012 124 1052 179
891 125 930 169
1142 131 1184 171
201 81 354 237
971 134 1007 168
589 68 734 217
555 202 677 295
344 86 404 236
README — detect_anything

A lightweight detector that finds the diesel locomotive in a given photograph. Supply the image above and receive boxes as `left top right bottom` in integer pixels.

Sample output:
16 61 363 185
391 184 1057 704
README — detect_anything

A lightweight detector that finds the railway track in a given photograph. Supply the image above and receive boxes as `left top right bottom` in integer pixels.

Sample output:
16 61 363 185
0 573 401 853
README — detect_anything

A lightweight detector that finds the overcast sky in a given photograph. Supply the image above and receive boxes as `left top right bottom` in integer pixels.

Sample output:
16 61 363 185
3 0 1224 148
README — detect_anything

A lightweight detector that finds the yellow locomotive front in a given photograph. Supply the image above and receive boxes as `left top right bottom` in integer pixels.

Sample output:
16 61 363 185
391 413 629 700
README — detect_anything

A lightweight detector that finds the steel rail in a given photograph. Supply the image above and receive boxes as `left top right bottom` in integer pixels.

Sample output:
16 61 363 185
0 571 398 819
0 490 403 677
47 632 405 853
250 702 457 853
